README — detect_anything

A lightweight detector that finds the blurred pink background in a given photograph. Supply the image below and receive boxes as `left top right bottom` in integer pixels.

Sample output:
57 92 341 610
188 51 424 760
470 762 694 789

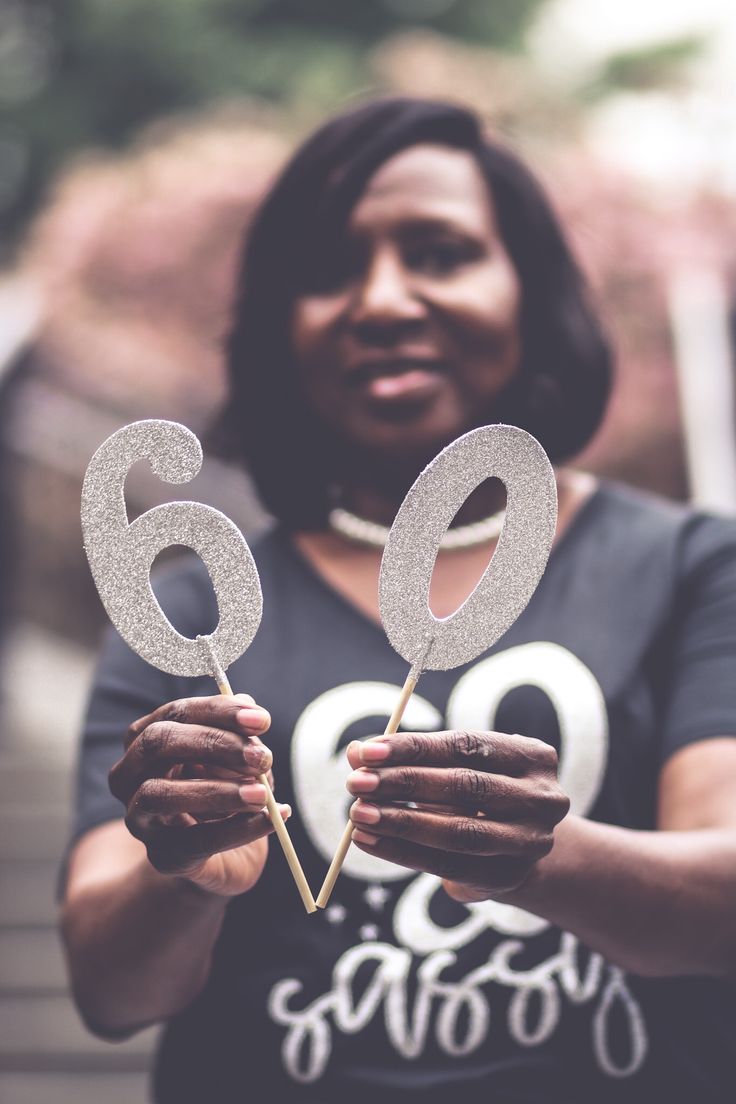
0 3 734 1101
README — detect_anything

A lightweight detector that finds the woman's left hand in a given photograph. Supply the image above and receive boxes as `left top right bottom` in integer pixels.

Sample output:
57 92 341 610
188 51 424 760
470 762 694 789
346 730 569 903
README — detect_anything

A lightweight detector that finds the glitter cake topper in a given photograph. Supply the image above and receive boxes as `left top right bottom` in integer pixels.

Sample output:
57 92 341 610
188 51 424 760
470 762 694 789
317 423 558 908
378 424 558 671
81 419 262 677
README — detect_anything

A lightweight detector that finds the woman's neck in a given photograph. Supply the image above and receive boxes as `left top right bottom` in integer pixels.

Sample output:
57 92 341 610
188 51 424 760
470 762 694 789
339 477 508 528
293 469 597 626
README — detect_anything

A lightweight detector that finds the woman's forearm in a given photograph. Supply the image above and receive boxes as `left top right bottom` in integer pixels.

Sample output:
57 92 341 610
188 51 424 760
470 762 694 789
60 854 228 1038
497 814 736 978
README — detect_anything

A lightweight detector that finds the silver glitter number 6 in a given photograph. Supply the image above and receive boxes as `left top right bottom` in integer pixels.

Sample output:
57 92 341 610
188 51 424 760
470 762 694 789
81 420 263 677
379 424 558 671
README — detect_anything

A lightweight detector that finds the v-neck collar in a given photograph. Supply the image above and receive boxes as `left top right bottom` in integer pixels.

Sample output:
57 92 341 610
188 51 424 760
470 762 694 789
276 481 607 640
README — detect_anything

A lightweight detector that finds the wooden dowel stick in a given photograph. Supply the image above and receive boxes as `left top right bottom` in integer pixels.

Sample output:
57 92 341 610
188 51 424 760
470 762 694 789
316 666 420 909
202 639 317 914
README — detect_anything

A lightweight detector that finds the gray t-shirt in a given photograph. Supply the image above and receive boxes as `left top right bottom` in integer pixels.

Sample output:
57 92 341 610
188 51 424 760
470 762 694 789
71 481 736 1103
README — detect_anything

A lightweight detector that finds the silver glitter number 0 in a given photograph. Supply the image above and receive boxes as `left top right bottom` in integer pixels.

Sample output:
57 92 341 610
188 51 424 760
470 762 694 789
379 425 558 671
81 420 263 676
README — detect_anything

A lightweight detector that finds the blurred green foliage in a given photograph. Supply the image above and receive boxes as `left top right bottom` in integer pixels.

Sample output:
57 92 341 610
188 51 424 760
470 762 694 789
0 1 707 256
580 34 706 101
0 0 546 252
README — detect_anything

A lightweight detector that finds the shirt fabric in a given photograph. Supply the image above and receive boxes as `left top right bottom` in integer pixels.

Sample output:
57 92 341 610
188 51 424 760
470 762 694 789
71 481 736 1103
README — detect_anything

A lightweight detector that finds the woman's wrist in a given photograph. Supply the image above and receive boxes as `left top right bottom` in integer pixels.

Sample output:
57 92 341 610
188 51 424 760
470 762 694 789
443 812 580 908
133 855 230 915
495 812 583 907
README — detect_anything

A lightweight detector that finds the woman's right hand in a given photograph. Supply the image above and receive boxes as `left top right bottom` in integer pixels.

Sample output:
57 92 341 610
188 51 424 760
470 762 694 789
108 693 288 898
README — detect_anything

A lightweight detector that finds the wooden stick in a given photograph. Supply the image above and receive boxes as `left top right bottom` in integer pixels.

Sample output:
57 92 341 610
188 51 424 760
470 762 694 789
200 638 317 914
316 666 420 909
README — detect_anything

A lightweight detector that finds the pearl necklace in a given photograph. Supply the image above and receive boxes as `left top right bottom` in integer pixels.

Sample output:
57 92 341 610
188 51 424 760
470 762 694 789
327 506 505 550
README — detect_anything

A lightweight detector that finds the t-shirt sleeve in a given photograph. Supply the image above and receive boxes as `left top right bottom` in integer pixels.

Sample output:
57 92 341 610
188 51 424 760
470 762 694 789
658 514 736 761
70 623 178 844
69 559 218 846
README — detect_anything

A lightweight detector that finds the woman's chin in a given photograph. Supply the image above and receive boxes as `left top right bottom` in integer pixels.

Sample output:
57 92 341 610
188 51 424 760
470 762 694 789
343 412 476 471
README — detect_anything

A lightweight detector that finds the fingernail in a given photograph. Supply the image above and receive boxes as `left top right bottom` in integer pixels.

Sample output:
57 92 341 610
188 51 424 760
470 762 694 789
236 707 270 732
360 741 391 764
239 783 266 805
279 803 292 819
351 801 381 825
352 828 379 847
348 770 380 793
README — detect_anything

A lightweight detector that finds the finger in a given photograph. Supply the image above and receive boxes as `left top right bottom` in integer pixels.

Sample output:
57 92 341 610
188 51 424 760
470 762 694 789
125 695 271 750
110 722 272 804
349 800 552 859
179 763 275 791
125 778 268 836
349 828 530 892
144 807 290 875
346 765 548 812
346 730 556 775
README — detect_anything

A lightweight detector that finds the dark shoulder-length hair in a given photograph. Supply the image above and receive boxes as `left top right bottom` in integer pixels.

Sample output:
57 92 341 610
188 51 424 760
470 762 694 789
217 96 612 528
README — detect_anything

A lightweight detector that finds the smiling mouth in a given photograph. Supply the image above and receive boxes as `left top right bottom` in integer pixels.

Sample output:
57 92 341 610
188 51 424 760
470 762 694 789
347 358 447 406
348 358 444 386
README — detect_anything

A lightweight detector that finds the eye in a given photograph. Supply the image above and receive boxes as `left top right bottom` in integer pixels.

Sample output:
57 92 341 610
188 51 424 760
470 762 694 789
404 238 481 276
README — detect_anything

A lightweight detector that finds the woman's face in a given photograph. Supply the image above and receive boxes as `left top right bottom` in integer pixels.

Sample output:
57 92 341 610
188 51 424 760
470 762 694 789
290 143 522 462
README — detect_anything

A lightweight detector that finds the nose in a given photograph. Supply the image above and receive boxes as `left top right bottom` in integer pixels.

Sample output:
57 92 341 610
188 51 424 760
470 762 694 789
349 248 426 337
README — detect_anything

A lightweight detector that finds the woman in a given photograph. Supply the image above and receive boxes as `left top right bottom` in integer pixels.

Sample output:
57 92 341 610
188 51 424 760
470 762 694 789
61 98 736 1103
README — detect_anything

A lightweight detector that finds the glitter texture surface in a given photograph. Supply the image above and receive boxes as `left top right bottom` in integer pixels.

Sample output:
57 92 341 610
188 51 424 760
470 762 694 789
81 420 262 676
379 425 557 671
